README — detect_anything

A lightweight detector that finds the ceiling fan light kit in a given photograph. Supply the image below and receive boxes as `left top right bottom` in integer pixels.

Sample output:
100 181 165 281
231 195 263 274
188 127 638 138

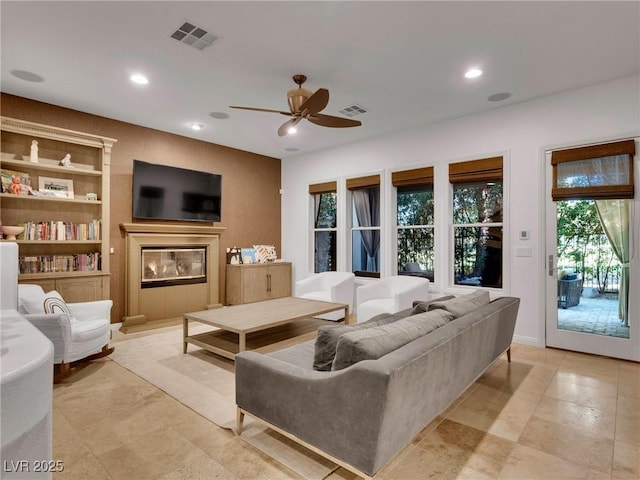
230 74 361 137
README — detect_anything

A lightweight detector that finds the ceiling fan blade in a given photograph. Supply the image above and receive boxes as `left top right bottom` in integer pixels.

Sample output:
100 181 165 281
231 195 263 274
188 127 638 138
307 113 362 128
230 105 293 116
298 88 329 115
277 116 303 137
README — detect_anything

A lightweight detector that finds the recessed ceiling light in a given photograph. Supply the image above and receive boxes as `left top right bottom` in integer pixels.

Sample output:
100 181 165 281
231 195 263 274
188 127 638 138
287 127 297 135
130 73 149 85
285 147 299 152
190 123 204 131
464 68 483 79
10 70 45 83
488 92 511 102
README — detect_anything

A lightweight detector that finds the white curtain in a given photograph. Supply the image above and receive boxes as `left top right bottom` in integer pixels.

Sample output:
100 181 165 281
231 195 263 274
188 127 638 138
595 199 631 326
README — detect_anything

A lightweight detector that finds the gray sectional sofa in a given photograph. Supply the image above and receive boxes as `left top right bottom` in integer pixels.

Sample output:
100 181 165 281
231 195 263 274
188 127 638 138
235 292 520 478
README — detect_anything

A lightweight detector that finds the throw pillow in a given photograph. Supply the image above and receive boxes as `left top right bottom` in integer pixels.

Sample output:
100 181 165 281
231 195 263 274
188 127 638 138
411 295 456 314
44 293 72 315
331 309 454 371
21 290 69 315
313 311 408 371
428 289 490 318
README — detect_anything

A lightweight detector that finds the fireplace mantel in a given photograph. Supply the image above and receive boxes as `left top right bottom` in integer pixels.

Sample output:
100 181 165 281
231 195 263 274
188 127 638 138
120 223 225 331
120 222 226 236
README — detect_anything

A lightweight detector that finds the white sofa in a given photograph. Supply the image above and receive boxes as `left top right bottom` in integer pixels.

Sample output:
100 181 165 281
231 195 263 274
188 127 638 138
1 242 54 478
356 275 430 322
295 271 355 321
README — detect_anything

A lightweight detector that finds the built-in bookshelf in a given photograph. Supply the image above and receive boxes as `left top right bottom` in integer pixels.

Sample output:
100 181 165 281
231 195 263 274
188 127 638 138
0 117 117 303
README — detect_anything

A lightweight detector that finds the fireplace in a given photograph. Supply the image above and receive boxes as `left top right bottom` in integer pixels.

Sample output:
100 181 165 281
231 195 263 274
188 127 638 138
120 223 225 331
141 246 206 288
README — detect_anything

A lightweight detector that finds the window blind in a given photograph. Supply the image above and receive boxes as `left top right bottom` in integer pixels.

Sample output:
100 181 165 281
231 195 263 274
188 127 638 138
449 157 502 184
309 181 337 195
346 175 380 190
392 166 434 187
551 139 635 200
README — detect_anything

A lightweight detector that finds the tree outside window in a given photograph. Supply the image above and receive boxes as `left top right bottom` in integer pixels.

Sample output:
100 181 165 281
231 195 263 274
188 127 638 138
452 181 503 287
313 192 337 272
397 185 434 281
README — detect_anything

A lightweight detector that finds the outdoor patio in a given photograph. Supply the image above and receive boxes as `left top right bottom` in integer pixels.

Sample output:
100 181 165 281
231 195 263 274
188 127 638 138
557 293 629 338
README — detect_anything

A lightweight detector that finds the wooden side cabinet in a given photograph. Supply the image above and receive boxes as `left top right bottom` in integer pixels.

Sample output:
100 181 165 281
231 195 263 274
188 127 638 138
226 262 292 305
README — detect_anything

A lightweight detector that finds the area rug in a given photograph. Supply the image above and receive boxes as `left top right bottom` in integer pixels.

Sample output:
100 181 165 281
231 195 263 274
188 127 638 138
110 324 339 479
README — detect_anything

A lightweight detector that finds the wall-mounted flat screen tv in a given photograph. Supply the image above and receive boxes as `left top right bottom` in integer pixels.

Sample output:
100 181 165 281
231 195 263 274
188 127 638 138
132 159 221 222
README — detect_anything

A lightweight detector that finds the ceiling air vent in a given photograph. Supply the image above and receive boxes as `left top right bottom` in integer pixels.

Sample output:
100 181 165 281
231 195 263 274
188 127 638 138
338 104 369 118
170 21 217 51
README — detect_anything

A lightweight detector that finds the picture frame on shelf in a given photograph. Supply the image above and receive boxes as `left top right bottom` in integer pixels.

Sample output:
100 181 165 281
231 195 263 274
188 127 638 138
38 176 74 199
226 247 242 265
241 247 256 264
254 244 277 263
1 169 31 195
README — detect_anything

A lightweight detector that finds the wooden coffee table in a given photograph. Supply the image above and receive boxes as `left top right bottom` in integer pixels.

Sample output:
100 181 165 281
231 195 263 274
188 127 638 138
183 296 350 360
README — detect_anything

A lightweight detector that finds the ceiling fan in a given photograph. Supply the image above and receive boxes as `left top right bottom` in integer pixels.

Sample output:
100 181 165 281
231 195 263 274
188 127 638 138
230 74 362 137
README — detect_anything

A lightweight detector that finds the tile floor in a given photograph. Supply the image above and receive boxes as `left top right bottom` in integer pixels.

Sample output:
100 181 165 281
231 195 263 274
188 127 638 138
52 341 639 480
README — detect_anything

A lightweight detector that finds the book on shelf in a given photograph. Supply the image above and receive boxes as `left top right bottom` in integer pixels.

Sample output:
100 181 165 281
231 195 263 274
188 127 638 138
19 219 102 241
18 253 101 274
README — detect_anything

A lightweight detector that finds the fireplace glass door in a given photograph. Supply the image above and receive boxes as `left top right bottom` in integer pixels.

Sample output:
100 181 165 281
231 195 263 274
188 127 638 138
141 247 206 288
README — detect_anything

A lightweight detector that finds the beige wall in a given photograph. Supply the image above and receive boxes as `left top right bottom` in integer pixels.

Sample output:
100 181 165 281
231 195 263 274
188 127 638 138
1 93 282 323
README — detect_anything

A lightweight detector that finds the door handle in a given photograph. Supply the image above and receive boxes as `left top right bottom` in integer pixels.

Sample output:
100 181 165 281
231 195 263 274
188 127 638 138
548 255 555 277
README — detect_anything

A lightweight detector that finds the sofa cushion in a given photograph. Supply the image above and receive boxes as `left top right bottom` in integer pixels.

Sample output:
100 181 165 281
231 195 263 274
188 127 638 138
70 318 110 342
428 290 490 318
313 310 410 371
331 309 455 371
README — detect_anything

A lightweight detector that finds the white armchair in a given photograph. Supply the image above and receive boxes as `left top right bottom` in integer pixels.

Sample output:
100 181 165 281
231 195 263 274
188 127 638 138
356 275 430 322
295 272 355 321
17 284 113 381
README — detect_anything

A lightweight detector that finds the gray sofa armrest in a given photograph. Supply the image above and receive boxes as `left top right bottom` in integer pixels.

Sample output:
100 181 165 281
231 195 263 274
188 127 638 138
235 351 391 473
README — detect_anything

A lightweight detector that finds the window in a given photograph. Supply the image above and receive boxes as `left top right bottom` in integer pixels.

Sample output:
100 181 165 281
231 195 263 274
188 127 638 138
310 182 337 272
450 157 503 288
393 167 434 282
347 175 380 277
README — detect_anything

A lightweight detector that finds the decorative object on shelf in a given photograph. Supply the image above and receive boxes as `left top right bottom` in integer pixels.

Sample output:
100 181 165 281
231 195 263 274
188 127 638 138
1 169 30 194
226 246 242 265
59 153 73 168
1 225 25 240
38 176 74 199
254 244 277 262
241 247 256 264
85 192 98 201
30 140 38 163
